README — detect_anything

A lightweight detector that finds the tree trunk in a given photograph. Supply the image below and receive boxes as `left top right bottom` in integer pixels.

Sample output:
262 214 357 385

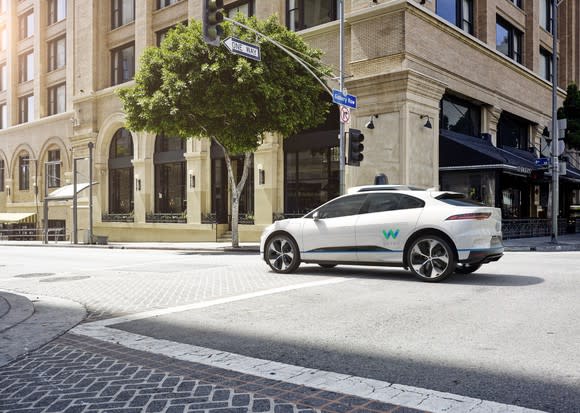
213 138 252 248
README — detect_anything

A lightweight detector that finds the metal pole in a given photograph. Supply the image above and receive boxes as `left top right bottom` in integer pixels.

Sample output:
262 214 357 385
43 163 48 244
338 0 345 195
551 0 559 243
88 142 94 244
73 157 78 244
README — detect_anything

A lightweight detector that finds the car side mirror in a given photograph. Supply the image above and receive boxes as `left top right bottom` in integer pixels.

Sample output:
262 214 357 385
312 211 320 221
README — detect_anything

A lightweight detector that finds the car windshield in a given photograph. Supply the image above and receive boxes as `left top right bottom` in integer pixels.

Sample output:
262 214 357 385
436 193 486 207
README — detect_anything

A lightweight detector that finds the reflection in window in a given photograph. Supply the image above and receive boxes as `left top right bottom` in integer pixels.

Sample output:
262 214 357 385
539 48 552 81
440 171 495 207
108 128 134 214
18 94 34 124
154 135 186 213
540 0 553 33
48 0 66 24
496 17 522 63
111 43 135 85
111 0 135 29
225 0 253 17
48 83 66 115
19 154 30 190
19 10 34 40
48 36 66 71
285 145 339 214
497 112 529 149
436 0 473 34
157 0 179 9
0 159 4 191
47 149 61 188
440 95 481 137
315 194 366 219
287 0 337 32
0 103 6 129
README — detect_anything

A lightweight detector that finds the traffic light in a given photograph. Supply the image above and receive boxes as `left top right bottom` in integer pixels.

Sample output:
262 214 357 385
203 0 224 46
348 128 364 166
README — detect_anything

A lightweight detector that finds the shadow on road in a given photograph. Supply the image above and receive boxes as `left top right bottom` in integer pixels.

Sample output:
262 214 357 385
290 265 544 287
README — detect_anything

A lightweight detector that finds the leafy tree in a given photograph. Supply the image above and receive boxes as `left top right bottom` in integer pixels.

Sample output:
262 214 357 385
118 15 332 247
558 83 580 149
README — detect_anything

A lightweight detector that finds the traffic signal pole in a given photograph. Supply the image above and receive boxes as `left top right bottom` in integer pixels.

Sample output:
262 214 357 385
338 0 345 196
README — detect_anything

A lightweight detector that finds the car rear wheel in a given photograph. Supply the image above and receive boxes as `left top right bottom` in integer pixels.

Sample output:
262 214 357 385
407 235 456 282
265 234 301 274
455 263 482 274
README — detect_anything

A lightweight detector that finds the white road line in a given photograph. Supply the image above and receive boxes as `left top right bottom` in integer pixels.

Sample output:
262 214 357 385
72 277 545 413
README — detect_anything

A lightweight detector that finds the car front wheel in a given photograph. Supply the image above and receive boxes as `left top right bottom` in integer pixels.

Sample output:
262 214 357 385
265 234 301 274
407 235 456 282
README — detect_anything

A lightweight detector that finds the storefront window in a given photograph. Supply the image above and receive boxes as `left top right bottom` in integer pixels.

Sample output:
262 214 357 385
440 94 481 137
497 112 530 149
154 135 186 213
108 128 134 214
440 171 496 207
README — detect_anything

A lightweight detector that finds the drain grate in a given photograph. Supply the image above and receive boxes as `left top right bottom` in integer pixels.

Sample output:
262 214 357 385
14 272 56 278
40 275 91 283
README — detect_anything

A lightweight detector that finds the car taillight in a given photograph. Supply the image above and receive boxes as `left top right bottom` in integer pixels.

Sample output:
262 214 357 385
445 212 491 221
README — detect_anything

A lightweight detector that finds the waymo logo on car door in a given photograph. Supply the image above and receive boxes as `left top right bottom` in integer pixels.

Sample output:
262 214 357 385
382 229 400 240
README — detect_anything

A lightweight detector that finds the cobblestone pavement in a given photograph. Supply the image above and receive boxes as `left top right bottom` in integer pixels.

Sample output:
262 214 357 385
0 334 424 413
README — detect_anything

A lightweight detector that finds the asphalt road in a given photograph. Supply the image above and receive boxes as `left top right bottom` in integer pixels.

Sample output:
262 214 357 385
1 246 579 412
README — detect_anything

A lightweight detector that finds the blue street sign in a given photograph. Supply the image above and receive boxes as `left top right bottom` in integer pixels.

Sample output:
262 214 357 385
332 89 357 109
535 158 549 167
223 37 261 62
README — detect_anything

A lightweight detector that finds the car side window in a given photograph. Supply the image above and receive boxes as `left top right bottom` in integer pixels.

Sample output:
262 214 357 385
364 193 399 213
317 194 367 219
398 194 425 209
362 193 425 213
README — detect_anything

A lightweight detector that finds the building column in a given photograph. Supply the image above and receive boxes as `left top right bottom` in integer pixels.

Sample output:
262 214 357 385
132 159 146 224
348 70 446 189
254 135 280 226
524 0 540 73
482 106 502 146
185 152 203 224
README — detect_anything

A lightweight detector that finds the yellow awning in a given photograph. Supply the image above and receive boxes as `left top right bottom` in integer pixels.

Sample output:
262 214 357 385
0 213 37 224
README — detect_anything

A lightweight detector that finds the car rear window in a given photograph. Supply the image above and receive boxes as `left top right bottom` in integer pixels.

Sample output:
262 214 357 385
436 193 486 207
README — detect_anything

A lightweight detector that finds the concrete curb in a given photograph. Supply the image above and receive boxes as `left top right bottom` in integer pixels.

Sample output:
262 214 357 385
0 291 86 368
0 242 260 253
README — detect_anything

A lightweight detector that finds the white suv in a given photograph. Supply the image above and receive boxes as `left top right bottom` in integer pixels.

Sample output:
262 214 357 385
260 188 503 282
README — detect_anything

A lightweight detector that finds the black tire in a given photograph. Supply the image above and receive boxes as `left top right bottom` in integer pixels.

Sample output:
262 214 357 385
454 263 482 274
406 235 456 282
318 263 337 268
264 233 301 274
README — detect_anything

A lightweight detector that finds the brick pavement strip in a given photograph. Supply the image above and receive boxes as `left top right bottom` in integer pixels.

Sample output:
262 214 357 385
0 334 429 413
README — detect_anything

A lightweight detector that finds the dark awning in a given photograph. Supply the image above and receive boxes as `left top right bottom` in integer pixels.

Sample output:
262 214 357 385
439 130 538 176
563 163 580 183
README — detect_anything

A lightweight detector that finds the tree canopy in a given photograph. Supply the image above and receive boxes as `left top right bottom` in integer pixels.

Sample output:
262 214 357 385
558 83 580 149
118 15 333 154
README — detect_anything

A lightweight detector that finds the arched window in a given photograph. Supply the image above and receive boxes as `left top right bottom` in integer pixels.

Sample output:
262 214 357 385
108 128 134 213
154 134 185 213
18 152 30 190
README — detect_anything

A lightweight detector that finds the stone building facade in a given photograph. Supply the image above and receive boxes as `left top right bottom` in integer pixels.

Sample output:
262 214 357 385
0 0 578 242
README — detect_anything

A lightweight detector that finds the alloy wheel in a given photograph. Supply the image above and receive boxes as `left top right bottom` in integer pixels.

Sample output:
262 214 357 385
266 234 300 273
408 236 455 282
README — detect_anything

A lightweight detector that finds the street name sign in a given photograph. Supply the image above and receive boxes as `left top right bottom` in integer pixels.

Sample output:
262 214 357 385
223 37 261 62
535 158 549 167
332 89 357 109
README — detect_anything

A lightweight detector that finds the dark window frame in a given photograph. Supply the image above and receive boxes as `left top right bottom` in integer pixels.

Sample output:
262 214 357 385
224 0 254 17
156 0 181 10
110 42 135 86
0 103 6 129
496 16 523 63
540 0 553 33
509 0 522 9
47 83 66 116
18 9 34 40
360 193 425 214
440 94 481 137
48 0 66 25
108 128 134 214
306 194 367 219
18 94 33 124
154 135 186 213
47 35 66 72
540 47 552 81
436 0 474 35
0 159 4 191
111 0 135 29
18 51 34 83
47 149 61 188
19 154 30 191
286 0 338 32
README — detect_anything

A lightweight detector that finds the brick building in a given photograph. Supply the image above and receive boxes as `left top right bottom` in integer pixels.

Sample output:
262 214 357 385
0 0 578 242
